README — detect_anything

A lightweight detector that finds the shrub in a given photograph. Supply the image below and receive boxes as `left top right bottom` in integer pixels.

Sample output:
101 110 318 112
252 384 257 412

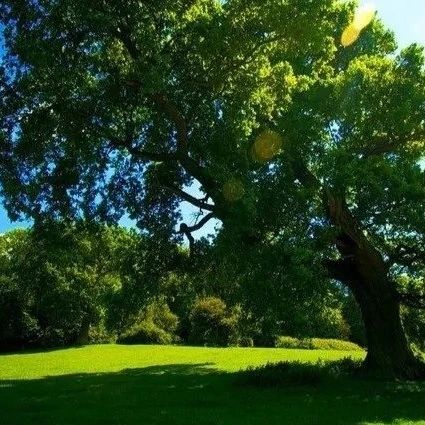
309 338 363 351
88 324 116 344
117 299 179 345
189 297 238 346
144 299 179 335
275 336 311 349
236 358 361 387
275 336 362 351
117 320 174 345
237 336 254 347
312 306 351 340
402 306 425 352
343 295 367 346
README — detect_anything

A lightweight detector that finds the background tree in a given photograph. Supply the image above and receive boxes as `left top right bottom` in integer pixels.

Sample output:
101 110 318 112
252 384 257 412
1 0 424 378
0 223 136 348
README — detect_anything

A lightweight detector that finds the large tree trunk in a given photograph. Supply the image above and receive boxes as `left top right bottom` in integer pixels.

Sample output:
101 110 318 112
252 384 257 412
355 284 421 379
328 246 424 379
285 159 424 379
325 193 424 380
350 271 422 379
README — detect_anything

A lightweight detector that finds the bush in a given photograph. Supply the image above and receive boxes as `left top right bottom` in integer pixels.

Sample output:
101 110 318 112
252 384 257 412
275 336 363 351
343 295 366 346
144 299 179 335
309 338 363 351
88 324 116 344
237 336 254 347
309 306 351 341
117 320 174 345
236 358 361 387
189 297 239 346
117 299 179 345
275 336 311 349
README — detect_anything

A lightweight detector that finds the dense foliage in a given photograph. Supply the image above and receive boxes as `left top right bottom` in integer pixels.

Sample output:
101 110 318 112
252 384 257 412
0 225 423 352
0 224 137 349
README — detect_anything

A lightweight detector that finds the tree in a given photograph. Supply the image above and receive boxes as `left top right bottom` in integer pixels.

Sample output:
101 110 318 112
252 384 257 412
189 296 238 346
0 229 39 350
1 0 424 378
0 223 135 348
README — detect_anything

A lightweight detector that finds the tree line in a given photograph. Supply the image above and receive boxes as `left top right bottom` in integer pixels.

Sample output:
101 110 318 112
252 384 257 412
1 223 423 353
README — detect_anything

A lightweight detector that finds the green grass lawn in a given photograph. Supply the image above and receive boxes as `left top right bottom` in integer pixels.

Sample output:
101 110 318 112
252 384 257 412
0 345 424 425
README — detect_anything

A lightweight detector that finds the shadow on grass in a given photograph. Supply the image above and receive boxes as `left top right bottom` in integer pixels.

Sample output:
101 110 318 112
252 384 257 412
1 361 424 425
0 344 87 355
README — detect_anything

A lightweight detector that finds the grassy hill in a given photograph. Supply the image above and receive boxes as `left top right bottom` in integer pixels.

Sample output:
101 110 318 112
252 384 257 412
0 345 424 425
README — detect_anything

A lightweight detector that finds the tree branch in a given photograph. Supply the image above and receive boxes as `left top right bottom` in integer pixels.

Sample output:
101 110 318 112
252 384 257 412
179 213 215 256
359 129 425 158
388 243 425 267
163 185 215 212
286 153 367 249
148 93 218 192
181 212 214 234
150 93 189 153
112 22 219 194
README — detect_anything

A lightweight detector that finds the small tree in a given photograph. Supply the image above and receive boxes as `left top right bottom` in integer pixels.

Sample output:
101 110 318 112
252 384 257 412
189 297 237 346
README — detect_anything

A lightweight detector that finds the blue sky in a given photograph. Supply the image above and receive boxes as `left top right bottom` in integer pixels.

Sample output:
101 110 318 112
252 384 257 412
0 1 424 234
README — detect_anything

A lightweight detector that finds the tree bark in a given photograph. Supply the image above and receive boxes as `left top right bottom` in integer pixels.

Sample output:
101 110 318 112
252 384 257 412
324 192 424 380
353 277 423 379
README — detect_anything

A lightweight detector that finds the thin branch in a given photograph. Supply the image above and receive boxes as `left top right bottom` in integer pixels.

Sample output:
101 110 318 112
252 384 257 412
388 243 425 267
179 213 215 256
163 185 215 211
359 129 425 158
111 135 216 211
182 212 214 234
113 26 141 58
112 23 219 200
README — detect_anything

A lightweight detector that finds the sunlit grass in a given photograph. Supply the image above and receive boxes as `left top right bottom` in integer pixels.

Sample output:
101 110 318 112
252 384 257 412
0 344 364 379
0 345 424 425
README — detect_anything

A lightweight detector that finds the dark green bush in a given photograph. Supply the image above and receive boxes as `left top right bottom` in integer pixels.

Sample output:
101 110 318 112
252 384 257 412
236 358 362 387
275 336 363 351
189 297 238 346
343 295 367 346
237 336 254 347
402 306 425 352
313 307 351 340
117 299 179 345
117 320 174 345
144 299 179 336
88 324 116 344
